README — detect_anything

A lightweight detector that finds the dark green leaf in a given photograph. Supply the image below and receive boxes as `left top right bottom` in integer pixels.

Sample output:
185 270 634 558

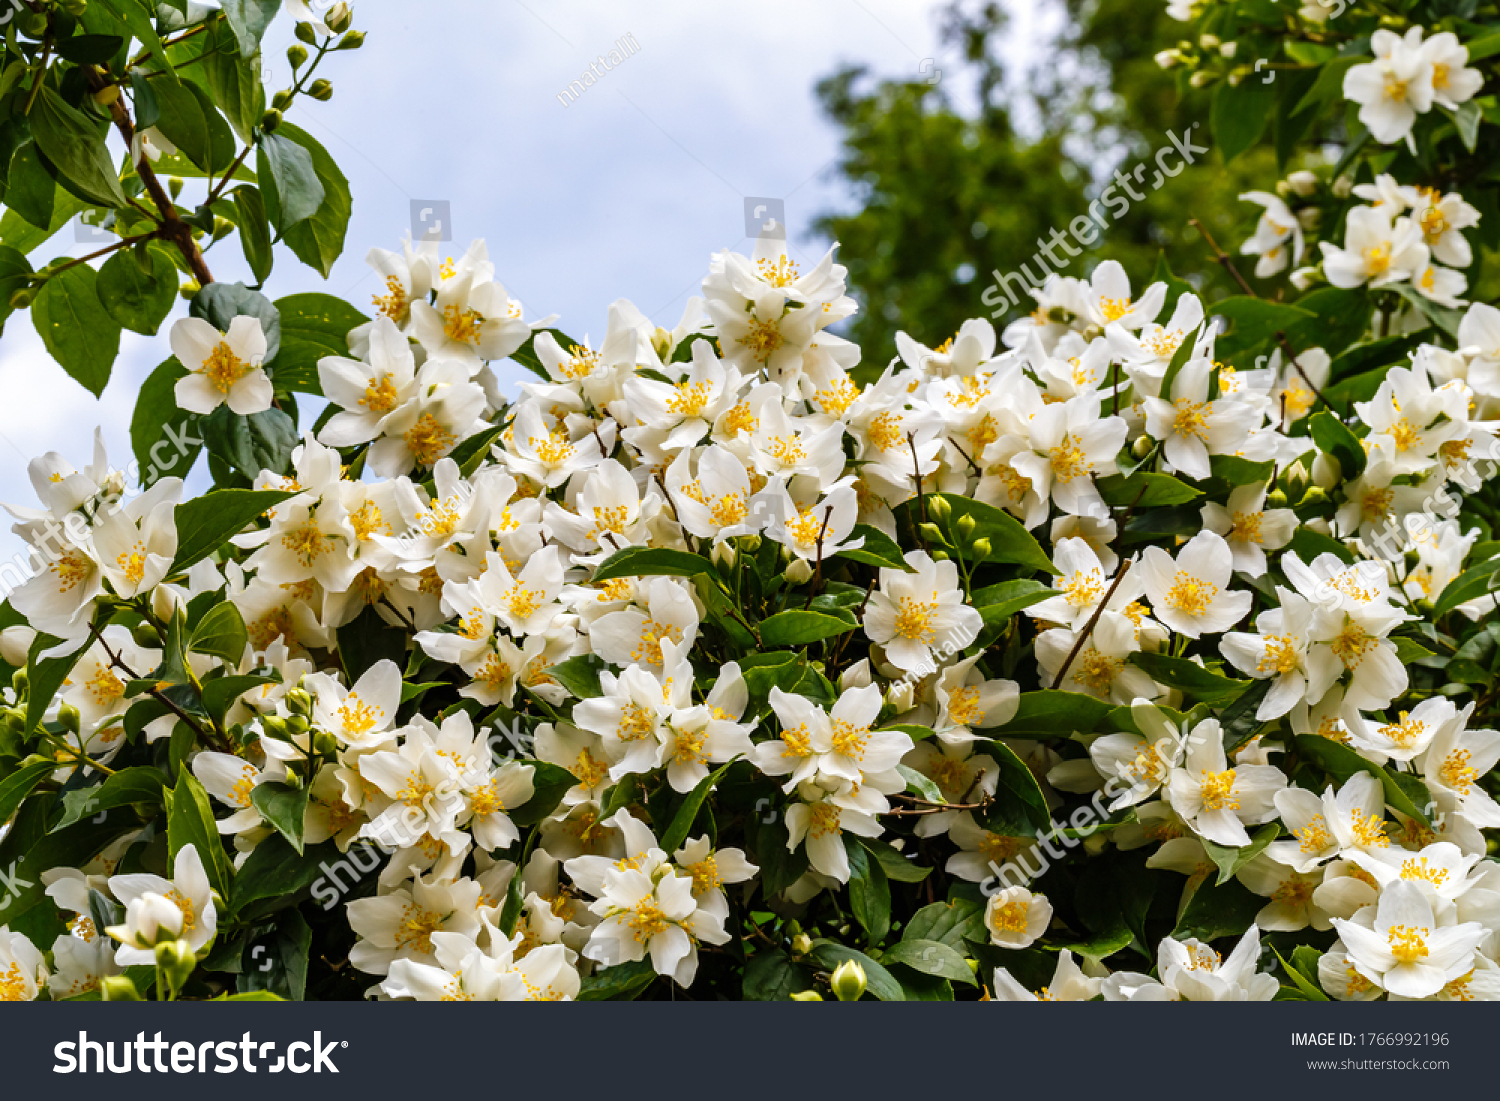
250 781 310 854
1203 823 1279 886
231 186 273 284
846 836 891 941
759 608 857 648
55 766 167 830
743 948 812 1000
32 264 121 397
31 86 126 208
188 601 249 663
95 245 177 335
240 909 311 999
881 938 976 986
592 546 709 583
167 769 233 901
171 488 293 571
1129 651 1248 700
201 405 298 479
220 0 283 56
659 759 737 853
545 653 605 699
836 524 910 569
807 942 903 1001
259 124 349 277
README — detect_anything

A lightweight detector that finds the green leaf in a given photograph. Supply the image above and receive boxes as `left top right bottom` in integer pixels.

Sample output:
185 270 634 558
1292 55 1362 116
592 546 709 583
509 762 579 828
0 190 87 256
25 634 84 736
150 75 210 169
188 601 249 663
759 608 856 648
335 603 407 684
577 958 656 1001
1202 823 1279 886
743 948 813 1000
1208 297 1316 358
187 665 265 721
5 143 55 230
201 19 265 142
807 942 903 1001
0 245 34 329
1129 651 1248 700
259 124 350 277
1294 734 1430 825
30 86 127 208
902 897 985 948
915 494 1056 575
1218 679 1273 753
836 524 910 569
1095 471 1202 508
269 292 368 392
250 781 310 854
231 186 274 284
977 738 1053 831
1392 636 1436 664
999 690 1112 735
659 759 737 853
1434 556 1500 618
168 769 233 902
0 758 55 824
0 812 135 926
845 837 891 942
240 909 312 1000
858 836 933 883
32 264 121 397
220 0 283 56
897 762 944 803
1058 925 1135 963
1275 947 1330 1001
881 939 977 986
55 766 167 829
257 131 324 229
130 358 201 488
201 405 298 479
230 837 342 917
1452 101 1482 154
1211 76 1277 162
171 488 293 571
545 653 606 699
1172 877 1263 942
95 246 177 335
1308 410 1366 481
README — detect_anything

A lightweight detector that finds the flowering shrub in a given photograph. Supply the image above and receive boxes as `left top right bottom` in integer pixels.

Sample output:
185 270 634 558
2 0 1500 1004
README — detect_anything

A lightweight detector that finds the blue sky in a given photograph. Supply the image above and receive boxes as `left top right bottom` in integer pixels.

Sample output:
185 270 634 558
0 0 1056 565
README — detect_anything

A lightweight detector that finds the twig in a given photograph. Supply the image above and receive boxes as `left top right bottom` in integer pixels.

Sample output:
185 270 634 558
1275 331 1334 413
88 621 225 751
1050 557 1134 690
948 437 982 476
1190 218 1257 298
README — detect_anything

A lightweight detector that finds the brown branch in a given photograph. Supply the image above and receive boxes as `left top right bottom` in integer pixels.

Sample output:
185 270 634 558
1274 330 1334 413
1190 218 1256 299
83 67 214 286
1050 557 1134 690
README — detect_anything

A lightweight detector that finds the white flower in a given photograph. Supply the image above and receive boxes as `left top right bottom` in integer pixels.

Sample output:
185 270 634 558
1348 697 1456 764
1418 705 1500 828
992 950 1100 1001
1320 206 1428 288
1221 587 1313 719
1142 358 1260 480
1201 483 1295 577
1266 774 1385 873
1009 395 1126 518
347 874 483 976
1035 611 1157 703
0 929 47 1002
862 550 982 672
1139 530 1253 637
1422 31 1483 110
1166 718 1285 846
984 886 1052 949
317 317 420 447
170 315 273 415
1343 28 1436 145
1088 699 1187 809
1332 879 1486 998
106 844 218 966
307 659 403 748
1239 191 1304 278
1236 854 1331 932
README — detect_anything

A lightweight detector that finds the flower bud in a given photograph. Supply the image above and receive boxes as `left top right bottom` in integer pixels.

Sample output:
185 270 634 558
1297 207 1322 231
59 703 81 734
1298 486 1331 509
109 892 185 950
1332 175 1353 198
711 541 736 570
156 938 197 991
339 29 366 49
1265 488 1289 509
1310 453 1340 489
0 626 34 667
261 108 283 132
1286 170 1318 197
927 495 952 523
1219 41 1237 58
739 533 761 554
167 175 185 199
954 513 977 540
287 43 309 68
790 991 824 1001
1155 49 1181 69
8 288 33 310
969 537 992 559
61 0 89 15
295 21 318 44
131 622 161 650
271 89 295 111
918 522 946 545
831 959 867 1001
93 85 121 107
784 558 813 585
791 933 812 955
326 2 352 33
1131 435 1154 460
1198 34 1220 48
101 975 142 1001
308 79 333 101
886 679 915 712
285 687 313 718
1189 71 1214 88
